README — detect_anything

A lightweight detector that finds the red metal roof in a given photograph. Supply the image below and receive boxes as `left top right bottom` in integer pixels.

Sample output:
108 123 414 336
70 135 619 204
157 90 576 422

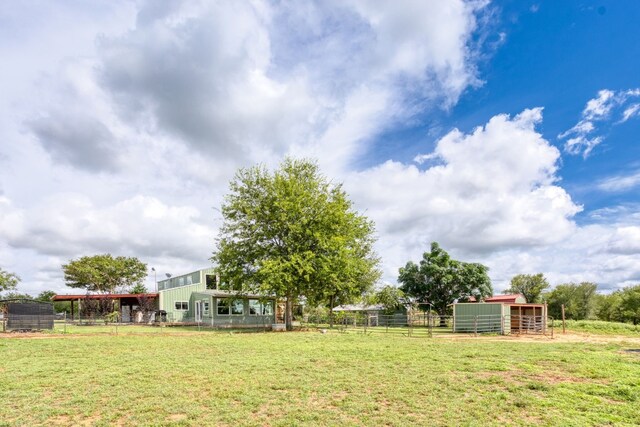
465 294 527 303
52 293 158 301
485 294 526 303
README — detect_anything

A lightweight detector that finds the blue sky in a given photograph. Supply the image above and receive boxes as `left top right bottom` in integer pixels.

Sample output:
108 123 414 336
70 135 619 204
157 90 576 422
368 1 640 216
1 1 639 296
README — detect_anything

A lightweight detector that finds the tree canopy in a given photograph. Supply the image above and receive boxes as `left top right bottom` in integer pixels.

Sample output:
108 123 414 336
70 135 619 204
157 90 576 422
544 282 598 320
130 283 148 294
373 285 406 315
595 285 640 325
504 273 549 303
0 268 20 293
62 254 148 294
398 242 492 317
212 158 381 330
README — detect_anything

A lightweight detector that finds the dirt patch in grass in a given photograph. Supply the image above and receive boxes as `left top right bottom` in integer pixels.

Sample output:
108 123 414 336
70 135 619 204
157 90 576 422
48 415 71 425
168 414 188 422
528 373 590 384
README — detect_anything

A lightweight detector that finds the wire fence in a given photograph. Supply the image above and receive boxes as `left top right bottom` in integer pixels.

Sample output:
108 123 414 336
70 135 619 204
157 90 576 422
3 311 553 338
53 313 274 333
300 313 553 338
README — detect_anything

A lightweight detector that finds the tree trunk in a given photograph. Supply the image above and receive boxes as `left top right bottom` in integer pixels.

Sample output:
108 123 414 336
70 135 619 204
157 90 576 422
439 310 447 327
329 295 334 329
285 296 293 331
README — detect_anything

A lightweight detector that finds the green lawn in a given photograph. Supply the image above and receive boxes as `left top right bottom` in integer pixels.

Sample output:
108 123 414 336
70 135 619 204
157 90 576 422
1 328 639 426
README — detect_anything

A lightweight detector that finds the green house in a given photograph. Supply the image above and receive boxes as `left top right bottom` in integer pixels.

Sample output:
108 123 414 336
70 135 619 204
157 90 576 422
157 268 276 327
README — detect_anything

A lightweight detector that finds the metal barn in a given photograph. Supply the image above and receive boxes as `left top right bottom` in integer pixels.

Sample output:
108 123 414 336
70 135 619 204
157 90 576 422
453 301 547 335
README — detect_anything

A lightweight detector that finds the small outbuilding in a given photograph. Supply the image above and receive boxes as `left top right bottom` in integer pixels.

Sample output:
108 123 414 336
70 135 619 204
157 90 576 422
0 298 55 331
453 294 547 334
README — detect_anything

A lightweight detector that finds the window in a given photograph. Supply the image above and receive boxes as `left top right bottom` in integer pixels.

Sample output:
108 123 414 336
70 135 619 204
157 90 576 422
263 301 274 315
217 298 244 315
231 299 244 315
249 299 260 315
175 301 188 311
249 299 273 316
206 274 217 290
203 301 210 315
217 298 230 315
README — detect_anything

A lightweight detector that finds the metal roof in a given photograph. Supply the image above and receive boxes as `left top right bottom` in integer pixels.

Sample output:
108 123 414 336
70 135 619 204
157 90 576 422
51 293 159 301
193 290 275 299
467 294 527 303
333 304 385 312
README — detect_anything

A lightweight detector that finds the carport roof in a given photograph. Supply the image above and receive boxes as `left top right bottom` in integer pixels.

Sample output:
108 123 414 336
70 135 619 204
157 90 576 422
51 293 158 301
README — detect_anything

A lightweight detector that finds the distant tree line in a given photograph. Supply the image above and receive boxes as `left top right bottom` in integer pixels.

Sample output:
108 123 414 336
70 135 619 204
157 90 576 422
502 272 640 325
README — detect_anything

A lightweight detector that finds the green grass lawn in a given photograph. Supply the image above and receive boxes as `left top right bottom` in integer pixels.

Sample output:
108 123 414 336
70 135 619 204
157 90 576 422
1 328 639 426
554 319 640 335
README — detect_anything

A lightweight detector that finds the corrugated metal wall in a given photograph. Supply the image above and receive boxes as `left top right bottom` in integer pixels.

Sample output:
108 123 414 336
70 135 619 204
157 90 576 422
453 303 505 333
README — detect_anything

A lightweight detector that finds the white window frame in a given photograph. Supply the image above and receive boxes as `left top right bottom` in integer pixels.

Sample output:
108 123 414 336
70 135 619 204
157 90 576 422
231 299 244 315
217 298 244 315
203 301 210 315
175 301 189 311
217 298 230 315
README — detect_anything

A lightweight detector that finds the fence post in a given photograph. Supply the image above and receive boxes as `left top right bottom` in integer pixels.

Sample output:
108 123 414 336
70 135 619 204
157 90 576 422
561 304 566 334
474 316 478 337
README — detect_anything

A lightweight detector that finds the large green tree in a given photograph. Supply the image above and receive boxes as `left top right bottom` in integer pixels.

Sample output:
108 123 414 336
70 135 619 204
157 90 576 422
62 254 147 294
373 285 406 315
504 273 549 303
213 158 381 330
0 268 20 293
544 282 598 320
398 242 492 322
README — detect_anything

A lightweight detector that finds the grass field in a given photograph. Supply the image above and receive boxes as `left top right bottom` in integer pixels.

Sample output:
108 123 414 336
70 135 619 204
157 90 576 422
1 326 639 426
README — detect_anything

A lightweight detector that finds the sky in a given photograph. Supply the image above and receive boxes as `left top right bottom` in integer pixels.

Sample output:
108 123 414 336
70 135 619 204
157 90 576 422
1 0 640 296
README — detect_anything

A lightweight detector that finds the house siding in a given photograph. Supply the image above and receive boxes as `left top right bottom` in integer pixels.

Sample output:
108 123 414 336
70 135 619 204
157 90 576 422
160 282 205 322
193 293 275 327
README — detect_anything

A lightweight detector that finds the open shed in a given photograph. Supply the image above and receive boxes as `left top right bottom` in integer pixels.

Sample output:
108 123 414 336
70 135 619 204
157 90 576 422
453 299 547 334
52 293 159 322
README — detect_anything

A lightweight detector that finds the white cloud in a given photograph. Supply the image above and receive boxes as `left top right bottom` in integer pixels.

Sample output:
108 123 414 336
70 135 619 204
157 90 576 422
345 108 582 281
0 194 214 261
606 226 640 255
597 170 640 192
583 89 616 120
559 88 640 157
621 103 640 122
